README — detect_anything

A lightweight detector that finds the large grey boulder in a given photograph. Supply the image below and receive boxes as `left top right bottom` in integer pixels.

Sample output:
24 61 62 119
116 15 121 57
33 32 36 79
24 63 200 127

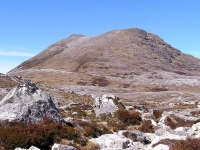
0 79 64 124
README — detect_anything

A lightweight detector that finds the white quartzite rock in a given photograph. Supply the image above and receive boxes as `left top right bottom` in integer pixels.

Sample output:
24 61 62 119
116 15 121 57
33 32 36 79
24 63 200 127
89 132 152 150
94 94 124 117
152 144 169 150
0 79 64 124
15 146 40 150
89 133 133 150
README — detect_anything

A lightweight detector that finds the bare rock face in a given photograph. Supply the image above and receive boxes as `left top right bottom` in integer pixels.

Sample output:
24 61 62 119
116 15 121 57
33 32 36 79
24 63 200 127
0 79 64 124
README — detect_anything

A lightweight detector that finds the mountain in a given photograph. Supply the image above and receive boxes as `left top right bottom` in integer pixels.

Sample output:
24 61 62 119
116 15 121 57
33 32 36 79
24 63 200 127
7 28 200 107
9 28 200 76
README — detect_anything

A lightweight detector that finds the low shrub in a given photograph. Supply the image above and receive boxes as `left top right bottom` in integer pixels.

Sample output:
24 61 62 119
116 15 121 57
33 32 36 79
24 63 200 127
164 115 197 129
190 110 200 117
115 109 142 125
139 120 154 133
73 120 111 138
153 109 163 119
0 119 83 150
91 76 110 87
122 131 137 141
106 118 126 131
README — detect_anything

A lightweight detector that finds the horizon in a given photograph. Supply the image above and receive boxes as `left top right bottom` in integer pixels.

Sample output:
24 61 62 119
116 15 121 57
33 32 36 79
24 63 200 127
0 1 200 74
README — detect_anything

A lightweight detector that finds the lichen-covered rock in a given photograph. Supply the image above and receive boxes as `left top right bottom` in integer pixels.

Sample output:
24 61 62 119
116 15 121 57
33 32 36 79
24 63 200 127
0 79 64 124
94 94 125 117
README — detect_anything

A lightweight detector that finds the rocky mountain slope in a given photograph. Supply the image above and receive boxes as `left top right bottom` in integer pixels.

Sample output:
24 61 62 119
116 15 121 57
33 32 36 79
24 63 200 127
9 28 200 76
7 28 200 110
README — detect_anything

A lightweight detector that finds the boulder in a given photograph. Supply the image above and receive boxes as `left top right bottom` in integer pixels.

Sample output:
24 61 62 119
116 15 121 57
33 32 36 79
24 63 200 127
89 133 133 150
94 94 124 117
0 79 64 124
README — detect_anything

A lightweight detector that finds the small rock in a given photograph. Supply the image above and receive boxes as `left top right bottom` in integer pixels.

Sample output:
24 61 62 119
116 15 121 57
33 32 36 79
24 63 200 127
152 144 169 150
51 143 76 150
15 146 40 150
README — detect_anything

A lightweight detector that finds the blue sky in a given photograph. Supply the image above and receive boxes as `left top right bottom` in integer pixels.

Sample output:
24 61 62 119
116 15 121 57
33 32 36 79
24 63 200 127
0 0 200 74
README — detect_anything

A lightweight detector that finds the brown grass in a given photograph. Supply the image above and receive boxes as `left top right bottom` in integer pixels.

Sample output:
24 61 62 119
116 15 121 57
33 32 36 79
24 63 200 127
139 120 155 133
115 109 142 125
91 76 110 87
0 118 83 150
164 114 198 129
152 137 200 150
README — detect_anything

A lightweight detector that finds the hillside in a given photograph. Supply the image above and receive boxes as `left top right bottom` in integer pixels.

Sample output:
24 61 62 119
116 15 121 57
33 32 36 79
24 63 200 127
9 28 200 75
7 28 200 108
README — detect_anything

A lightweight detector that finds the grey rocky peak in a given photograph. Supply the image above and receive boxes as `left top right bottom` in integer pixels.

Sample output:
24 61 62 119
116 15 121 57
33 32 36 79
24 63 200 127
0 79 64 124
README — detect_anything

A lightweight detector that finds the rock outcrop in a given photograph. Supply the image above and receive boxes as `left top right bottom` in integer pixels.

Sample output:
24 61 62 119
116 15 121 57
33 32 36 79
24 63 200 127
0 79 64 124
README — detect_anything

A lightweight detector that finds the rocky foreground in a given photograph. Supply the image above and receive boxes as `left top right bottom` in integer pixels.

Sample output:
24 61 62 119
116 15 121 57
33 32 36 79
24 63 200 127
0 80 200 150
